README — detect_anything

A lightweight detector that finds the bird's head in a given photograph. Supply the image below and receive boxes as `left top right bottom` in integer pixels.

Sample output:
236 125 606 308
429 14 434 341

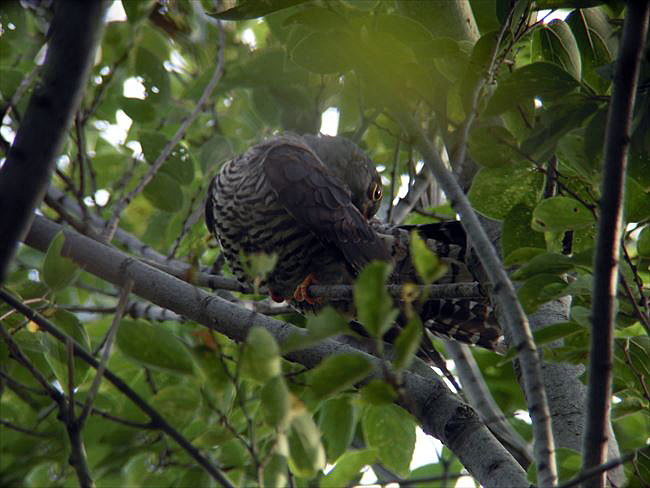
302 134 383 219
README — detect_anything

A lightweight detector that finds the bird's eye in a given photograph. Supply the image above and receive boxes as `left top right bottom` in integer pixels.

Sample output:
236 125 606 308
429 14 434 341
370 182 382 201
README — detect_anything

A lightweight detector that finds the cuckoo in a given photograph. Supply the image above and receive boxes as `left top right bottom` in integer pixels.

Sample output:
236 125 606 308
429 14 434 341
205 134 504 352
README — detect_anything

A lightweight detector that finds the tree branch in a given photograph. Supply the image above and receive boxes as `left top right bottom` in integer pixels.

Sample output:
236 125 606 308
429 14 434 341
23 214 528 488
0 0 108 283
0 287 236 488
582 4 650 487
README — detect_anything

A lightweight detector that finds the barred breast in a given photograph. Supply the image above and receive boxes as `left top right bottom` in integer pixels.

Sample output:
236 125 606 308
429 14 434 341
205 141 342 300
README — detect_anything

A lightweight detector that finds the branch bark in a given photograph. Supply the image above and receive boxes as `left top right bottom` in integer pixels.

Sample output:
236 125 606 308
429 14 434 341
23 214 529 488
0 0 108 283
582 4 650 488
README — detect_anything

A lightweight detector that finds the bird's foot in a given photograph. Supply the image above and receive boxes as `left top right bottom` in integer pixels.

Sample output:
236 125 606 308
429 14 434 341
269 289 285 303
293 273 323 305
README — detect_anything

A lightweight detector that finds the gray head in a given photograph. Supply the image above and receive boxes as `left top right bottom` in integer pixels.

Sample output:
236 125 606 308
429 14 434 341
302 134 383 218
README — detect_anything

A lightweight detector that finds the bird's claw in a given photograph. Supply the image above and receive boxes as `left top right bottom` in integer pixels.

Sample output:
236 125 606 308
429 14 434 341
293 273 323 305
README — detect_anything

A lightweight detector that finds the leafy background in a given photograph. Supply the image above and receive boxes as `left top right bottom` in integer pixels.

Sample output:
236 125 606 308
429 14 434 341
0 0 649 487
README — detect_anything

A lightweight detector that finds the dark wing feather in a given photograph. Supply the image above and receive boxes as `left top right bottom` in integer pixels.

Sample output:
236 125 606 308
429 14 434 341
262 142 389 270
205 175 217 235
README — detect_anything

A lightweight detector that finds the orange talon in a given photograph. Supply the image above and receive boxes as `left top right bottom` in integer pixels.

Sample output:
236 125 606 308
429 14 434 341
293 273 323 305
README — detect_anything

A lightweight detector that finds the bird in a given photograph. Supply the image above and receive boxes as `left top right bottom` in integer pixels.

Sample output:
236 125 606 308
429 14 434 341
205 134 504 353
205 134 389 309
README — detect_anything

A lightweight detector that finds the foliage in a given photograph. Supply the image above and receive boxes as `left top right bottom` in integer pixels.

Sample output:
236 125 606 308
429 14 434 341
1 0 649 487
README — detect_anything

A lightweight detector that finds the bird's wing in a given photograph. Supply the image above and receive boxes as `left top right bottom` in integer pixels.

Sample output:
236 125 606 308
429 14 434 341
262 141 389 271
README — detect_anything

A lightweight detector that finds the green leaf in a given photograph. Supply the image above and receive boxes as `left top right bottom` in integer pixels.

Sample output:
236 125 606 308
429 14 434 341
288 412 326 478
485 62 580 116
394 315 423 372
283 6 343 31
309 353 373 401
512 252 574 280
624 177 650 222
261 376 291 430
211 0 307 20
120 96 156 123
40 310 91 391
116 319 195 375
291 31 352 74
134 46 170 100
150 385 201 429
408 455 463 487
532 196 594 232
468 163 542 220
502 203 547 258
373 13 434 47
263 443 289 488
517 274 569 313
533 20 582 80
240 251 278 287
138 131 195 186
354 261 398 338
241 326 281 383
323 448 377 487
42 231 80 291
143 172 184 212
638 226 650 257
520 97 598 162
282 307 348 353
504 247 546 266
359 379 398 405
362 404 416 477
409 230 447 284
320 396 358 462
535 322 583 346
566 7 613 94
468 125 520 167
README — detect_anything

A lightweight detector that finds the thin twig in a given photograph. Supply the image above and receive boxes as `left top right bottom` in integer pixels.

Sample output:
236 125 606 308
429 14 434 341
387 138 401 223
103 20 226 242
557 449 640 488
453 6 513 179
78 279 133 426
0 288 235 488
0 418 53 438
582 4 649 486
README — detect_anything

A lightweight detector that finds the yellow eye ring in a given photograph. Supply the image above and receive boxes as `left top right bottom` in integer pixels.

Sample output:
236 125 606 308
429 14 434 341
370 182 382 201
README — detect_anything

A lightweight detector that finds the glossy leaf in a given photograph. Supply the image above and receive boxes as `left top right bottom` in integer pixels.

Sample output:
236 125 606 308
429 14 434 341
409 230 447 284
319 396 358 462
362 404 416 477
502 203 546 258
42 232 80 291
288 412 326 478
485 62 580 116
394 314 423 372
261 375 291 430
354 261 398 338
116 319 195 375
469 164 542 219
212 0 307 20
309 353 373 401
533 20 582 80
40 309 91 392
142 172 184 212
468 125 520 167
242 326 281 383
323 448 377 487
532 196 594 232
